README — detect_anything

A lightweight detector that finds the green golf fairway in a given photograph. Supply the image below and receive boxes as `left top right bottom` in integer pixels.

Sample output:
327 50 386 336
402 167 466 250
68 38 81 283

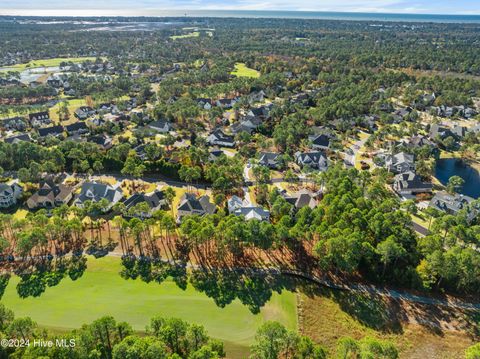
1 256 297 346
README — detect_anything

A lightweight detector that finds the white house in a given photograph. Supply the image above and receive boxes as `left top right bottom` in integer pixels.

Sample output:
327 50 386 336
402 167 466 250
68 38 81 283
0 182 23 208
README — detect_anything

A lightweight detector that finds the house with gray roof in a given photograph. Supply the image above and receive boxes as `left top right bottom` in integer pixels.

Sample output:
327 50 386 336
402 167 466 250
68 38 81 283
393 171 432 197
247 104 272 119
309 134 331 150
65 122 89 136
148 119 172 133
122 190 167 218
227 195 270 221
402 135 436 150
385 152 415 174
206 129 236 148
74 182 123 210
258 152 281 169
230 116 263 135
282 189 319 210
4 134 31 144
0 117 27 132
429 123 454 140
429 191 477 221
196 98 213 110
0 182 22 208
38 125 64 138
176 193 216 222
29 111 51 127
74 106 96 120
295 151 328 171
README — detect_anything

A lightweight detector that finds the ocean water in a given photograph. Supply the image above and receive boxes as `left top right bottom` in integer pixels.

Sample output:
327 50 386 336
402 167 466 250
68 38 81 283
157 10 480 23
3 10 480 23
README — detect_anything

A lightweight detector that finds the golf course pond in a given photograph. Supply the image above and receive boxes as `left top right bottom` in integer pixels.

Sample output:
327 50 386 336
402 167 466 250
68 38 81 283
435 158 480 198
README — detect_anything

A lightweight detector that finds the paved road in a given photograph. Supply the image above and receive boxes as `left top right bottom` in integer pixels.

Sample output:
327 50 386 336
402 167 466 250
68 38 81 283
343 132 370 167
413 222 429 236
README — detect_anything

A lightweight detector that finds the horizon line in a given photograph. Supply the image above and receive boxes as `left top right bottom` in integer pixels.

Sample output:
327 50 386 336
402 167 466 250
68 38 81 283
1 9 480 18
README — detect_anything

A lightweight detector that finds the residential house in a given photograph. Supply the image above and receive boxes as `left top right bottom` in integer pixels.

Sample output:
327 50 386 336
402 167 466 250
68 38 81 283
291 92 315 107
295 151 328 171
385 152 415 174
0 182 23 208
176 193 216 222
227 195 270 221
432 105 476 119
90 118 106 127
309 134 331 151
233 206 270 221
196 98 213 110
429 191 477 221
65 122 89 136
4 134 31 144
38 125 64 138
452 125 468 138
361 115 379 132
0 117 27 131
47 77 63 88
148 119 173 133
413 93 436 110
230 116 262 135
26 181 73 210
29 111 51 128
403 135 435 149
247 104 272 119
64 88 76 96
282 189 319 210
74 106 96 120
429 123 454 140
74 182 124 210
208 149 225 162
216 98 237 109
122 190 167 218
248 90 266 104
258 152 281 169
89 135 113 150
392 107 413 123
393 171 432 196
97 103 115 113
206 129 236 148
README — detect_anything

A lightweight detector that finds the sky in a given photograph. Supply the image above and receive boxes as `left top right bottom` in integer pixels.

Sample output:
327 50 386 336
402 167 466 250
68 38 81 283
1 0 479 16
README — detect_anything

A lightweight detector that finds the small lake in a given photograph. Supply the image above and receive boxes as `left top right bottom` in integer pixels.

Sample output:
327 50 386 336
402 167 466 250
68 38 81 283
0 66 63 84
435 158 480 198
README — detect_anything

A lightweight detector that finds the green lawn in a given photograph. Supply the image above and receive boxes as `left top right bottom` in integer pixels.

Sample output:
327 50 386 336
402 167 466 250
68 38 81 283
231 63 260 78
49 98 87 124
1 256 297 350
0 57 98 72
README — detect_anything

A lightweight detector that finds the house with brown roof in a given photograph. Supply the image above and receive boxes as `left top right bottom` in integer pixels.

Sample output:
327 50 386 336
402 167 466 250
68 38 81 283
27 181 73 210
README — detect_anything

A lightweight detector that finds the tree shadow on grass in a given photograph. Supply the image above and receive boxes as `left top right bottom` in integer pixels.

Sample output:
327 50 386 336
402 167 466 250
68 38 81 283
303 285 480 338
0 274 10 300
15 255 87 298
317 287 405 334
188 267 313 314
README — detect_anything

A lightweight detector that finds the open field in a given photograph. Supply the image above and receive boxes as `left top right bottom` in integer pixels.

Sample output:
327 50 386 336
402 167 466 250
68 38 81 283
1 256 297 356
300 288 478 359
0 57 98 72
231 63 260 78
170 32 200 40
49 98 87 124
